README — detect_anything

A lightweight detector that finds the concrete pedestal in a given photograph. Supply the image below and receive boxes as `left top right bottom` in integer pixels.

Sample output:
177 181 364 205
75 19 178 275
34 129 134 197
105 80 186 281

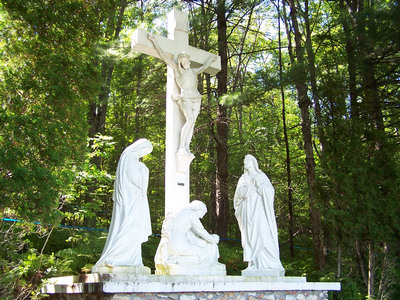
42 274 340 300
91 265 151 275
242 268 285 277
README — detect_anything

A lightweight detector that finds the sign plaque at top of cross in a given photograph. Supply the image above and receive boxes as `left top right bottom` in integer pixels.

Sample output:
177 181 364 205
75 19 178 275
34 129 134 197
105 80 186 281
131 9 221 216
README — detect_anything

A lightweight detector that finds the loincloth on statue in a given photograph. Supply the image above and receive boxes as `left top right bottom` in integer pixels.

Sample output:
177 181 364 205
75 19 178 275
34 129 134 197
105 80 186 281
174 94 201 105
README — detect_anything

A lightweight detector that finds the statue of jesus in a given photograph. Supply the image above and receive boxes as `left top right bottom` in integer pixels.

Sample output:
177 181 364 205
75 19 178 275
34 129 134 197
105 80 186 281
148 33 217 155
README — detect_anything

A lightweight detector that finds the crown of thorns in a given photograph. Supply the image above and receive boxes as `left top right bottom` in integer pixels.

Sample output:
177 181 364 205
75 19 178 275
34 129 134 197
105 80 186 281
177 52 190 61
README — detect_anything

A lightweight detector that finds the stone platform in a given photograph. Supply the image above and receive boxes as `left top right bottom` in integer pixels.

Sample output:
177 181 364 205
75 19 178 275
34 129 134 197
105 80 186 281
42 274 340 299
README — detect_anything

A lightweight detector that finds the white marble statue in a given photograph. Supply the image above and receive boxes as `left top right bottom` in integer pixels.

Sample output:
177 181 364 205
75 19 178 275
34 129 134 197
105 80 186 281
148 33 217 155
154 200 226 275
234 154 285 276
91 139 153 274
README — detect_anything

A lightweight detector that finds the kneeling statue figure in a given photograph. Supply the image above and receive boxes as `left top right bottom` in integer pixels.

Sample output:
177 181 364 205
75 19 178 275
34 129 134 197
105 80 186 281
154 200 226 275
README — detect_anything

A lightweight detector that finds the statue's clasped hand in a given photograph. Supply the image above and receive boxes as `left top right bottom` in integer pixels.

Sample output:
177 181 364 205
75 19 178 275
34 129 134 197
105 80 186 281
211 234 220 244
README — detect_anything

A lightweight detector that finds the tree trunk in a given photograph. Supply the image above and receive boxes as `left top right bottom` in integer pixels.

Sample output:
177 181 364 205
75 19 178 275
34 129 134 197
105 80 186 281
286 0 325 270
277 0 294 259
88 0 127 168
340 0 359 118
353 3 385 297
88 62 114 166
356 241 368 288
207 73 218 232
304 1 325 151
215 0 229 238
368 240 375 298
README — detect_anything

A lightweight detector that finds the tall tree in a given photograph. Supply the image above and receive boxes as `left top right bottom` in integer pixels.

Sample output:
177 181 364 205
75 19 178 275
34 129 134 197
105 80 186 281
0 0 102 224
338 0 400 297
88 0 129 169
274 0 295 259
312 0 400 296
285 0 325 270
84 0 129 226
215 0 229 238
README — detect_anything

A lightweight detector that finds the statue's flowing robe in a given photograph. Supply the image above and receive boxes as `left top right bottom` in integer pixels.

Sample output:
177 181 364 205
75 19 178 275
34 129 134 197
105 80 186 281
234 171 284 271
94 147 151 267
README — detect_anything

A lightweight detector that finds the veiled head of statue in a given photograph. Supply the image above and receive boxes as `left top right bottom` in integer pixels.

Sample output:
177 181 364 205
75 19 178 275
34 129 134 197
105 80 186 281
124 138 153 158
244 154 261 174
189 200 207 215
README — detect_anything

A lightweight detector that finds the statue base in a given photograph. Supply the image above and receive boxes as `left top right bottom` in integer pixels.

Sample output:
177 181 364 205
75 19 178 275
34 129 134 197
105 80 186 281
155 262 226 276
242 268 285 277
91 265 151 275
176 149 195 173
41 273 341 300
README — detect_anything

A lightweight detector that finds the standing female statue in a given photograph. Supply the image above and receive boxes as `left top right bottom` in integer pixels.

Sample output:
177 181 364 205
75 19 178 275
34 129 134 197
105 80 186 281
92 139 153 274
234 155 285 276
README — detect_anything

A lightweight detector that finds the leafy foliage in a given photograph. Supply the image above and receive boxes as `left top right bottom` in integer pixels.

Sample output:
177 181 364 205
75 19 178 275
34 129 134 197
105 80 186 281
0 0 102 224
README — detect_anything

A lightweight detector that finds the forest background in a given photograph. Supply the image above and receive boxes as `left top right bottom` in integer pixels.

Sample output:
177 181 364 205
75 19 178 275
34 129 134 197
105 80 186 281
0 0 399 299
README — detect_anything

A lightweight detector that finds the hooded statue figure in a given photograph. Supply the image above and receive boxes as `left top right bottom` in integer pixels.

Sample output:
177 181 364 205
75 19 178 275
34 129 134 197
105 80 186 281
92 138 153 273
234 154 285 275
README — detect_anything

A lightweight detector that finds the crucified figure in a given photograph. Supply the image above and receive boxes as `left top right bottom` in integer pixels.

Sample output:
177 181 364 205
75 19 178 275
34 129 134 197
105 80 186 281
148 33 217 155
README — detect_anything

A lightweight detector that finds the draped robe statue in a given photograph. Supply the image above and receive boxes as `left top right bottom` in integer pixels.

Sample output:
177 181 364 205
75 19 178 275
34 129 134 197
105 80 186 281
92 139 153 274
234 155 285 276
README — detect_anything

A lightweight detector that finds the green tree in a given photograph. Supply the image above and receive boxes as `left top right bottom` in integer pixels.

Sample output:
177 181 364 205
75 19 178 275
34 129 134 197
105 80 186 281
284 0 325 270
0 0 101 224
0 1 106 298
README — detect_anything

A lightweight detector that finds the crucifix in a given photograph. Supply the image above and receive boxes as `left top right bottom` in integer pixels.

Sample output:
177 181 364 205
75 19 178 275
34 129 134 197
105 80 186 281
131 9 221 216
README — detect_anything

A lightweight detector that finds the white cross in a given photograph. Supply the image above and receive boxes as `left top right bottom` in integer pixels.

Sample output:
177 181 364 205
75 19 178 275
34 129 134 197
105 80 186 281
131 9 221 216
